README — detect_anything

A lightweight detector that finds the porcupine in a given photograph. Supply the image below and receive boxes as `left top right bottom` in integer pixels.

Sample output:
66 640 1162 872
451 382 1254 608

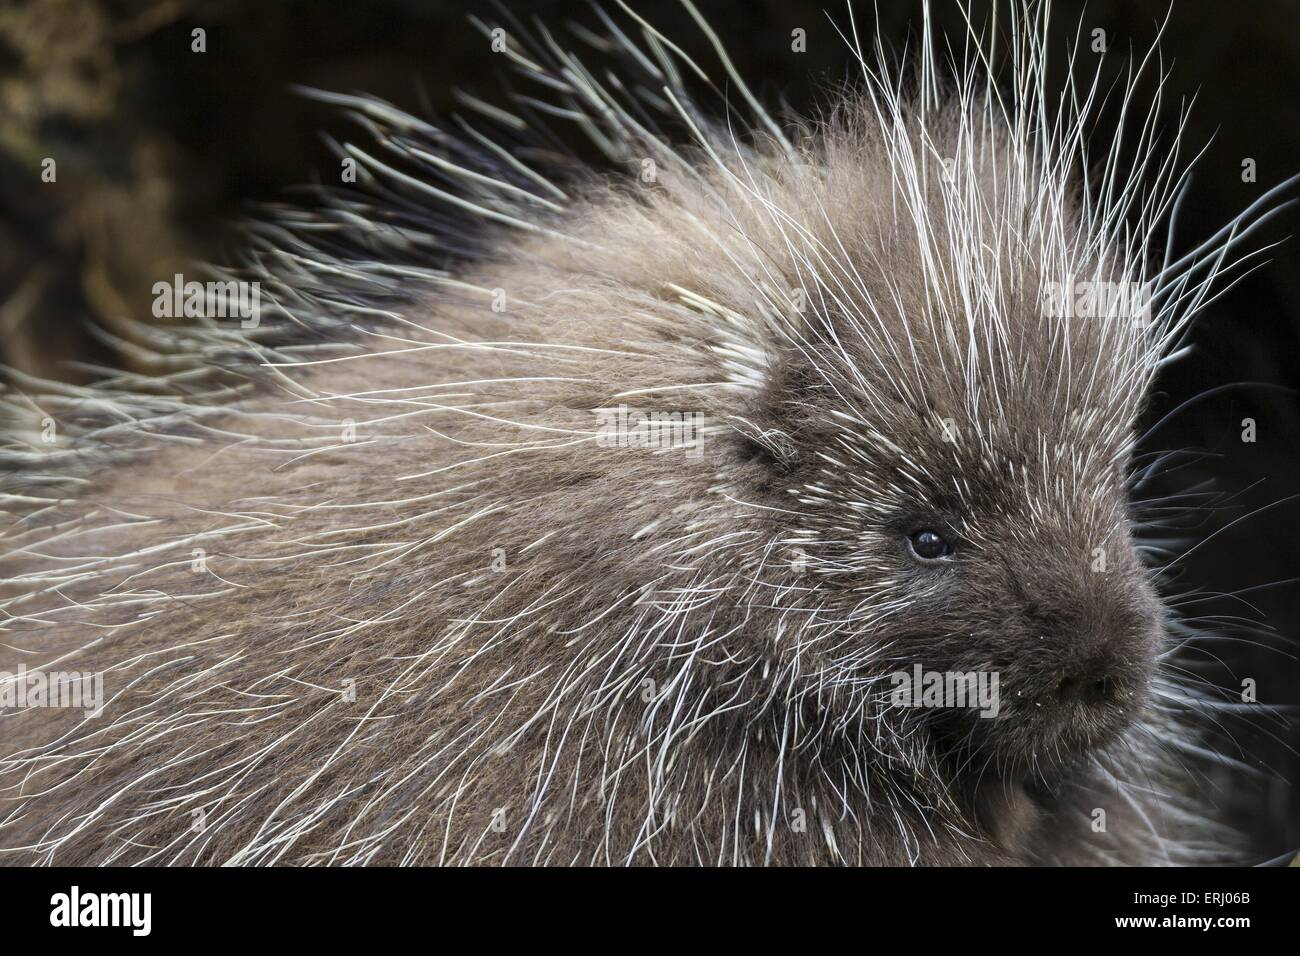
0 1 1288 865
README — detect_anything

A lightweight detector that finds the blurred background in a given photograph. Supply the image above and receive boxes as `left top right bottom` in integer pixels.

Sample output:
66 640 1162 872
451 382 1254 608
1 0 1296 861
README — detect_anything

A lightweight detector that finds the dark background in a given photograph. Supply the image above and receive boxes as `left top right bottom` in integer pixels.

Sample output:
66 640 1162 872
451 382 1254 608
1 0 1296 861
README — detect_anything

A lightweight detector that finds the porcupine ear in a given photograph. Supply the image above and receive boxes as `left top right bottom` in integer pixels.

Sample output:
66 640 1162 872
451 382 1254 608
725 333 854 477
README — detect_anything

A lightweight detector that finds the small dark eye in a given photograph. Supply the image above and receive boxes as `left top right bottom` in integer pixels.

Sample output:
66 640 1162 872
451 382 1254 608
908 529 953 561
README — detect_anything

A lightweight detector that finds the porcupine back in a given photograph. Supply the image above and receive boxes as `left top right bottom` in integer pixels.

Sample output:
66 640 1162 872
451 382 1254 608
0 2 1254 864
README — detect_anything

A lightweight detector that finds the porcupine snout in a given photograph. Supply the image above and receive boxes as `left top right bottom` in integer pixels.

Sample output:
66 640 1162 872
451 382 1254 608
989 531 1164 756
1031 586 1159 712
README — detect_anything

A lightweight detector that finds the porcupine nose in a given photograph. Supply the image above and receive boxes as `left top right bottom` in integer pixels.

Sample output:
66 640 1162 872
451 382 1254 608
1054 666 1117 706
1015 565 1160 712
1049 623 1156 710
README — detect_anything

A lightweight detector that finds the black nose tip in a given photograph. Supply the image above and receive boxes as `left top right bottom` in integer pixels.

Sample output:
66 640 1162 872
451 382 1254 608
1056 672 1115 706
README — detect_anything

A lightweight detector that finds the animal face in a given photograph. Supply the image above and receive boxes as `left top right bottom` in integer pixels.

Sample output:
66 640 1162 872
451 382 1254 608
697 93 1170 778
741 260 1162 778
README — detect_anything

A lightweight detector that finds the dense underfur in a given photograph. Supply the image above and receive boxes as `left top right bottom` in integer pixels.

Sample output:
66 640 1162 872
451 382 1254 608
0 3 1256 864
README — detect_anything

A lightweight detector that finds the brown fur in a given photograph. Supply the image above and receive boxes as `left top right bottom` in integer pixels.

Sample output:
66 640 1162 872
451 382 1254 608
0 38 1225 864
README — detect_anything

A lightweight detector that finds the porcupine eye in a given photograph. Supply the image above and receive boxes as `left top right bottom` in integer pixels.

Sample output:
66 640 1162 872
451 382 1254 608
907 529 953 561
